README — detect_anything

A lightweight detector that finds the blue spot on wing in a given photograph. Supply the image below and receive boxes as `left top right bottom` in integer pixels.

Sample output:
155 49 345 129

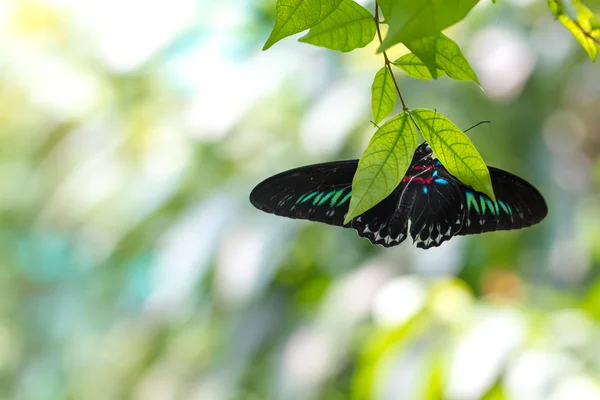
434 178 448 185
432 170 438 177
423 186 428 194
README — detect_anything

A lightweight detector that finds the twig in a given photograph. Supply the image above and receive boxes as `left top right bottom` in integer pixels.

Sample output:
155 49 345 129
374 3 408 110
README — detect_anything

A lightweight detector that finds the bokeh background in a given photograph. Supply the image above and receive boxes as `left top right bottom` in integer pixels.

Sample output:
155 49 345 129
1 0 600 399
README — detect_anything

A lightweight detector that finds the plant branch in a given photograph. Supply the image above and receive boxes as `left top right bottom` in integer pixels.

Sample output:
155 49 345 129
374 3 408 110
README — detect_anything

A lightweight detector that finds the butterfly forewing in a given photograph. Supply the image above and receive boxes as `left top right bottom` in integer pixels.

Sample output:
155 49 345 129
250 160 412 246
249 161 357 226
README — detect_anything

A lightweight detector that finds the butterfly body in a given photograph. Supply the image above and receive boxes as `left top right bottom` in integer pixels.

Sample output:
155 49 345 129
250 143 547 249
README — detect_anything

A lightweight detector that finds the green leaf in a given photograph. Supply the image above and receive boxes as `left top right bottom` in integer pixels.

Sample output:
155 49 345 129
402 34 480 83
409 108 496 201
404 36 439 78
434 34 480 83
299 0 376 52
377 0 392 20
371 66 397 124
344 113 418 224
393 53 446 80
380 0 478 51
263 0 343 50
549 0 600 61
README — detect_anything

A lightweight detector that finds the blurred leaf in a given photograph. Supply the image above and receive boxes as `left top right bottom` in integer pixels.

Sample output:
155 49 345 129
555 0 584 20
379 0 478 51
263 0 343 50
294 277 330 308
423 352 444 400
352 314 428 400
393 53 446 80
409 109 496 201
481 382 508 400
299 0 376 52
371 66 397 124
582 278 600 320
400 34 479 83
344 112 418 223
548 0 600 61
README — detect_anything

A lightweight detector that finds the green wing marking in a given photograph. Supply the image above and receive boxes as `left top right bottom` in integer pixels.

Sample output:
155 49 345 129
466 191 480 214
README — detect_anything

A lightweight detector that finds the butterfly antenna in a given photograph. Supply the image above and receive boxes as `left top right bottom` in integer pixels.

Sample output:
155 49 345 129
370 120 381 129
464 120 491 133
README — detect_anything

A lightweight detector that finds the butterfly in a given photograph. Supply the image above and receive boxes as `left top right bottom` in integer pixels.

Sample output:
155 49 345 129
249 142 547 249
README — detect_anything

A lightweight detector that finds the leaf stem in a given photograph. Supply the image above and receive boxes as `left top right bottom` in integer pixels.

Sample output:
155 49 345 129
573 19 600 46
374 3 408 111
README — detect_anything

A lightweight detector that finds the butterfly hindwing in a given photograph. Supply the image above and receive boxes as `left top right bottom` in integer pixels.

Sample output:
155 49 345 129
404 161 547 248
350 183 411 247
457 167 547 236
405 166 467 249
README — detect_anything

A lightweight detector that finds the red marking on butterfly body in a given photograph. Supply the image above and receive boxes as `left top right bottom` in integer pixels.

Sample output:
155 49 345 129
402 176 433 184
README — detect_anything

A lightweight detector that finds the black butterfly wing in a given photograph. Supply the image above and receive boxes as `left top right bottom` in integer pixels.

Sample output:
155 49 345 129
351 184 411 247
457 167 548 235
249 160 356 226
404 167 468 249
403 163 547 249
249 160 410 247
250 152 547 249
